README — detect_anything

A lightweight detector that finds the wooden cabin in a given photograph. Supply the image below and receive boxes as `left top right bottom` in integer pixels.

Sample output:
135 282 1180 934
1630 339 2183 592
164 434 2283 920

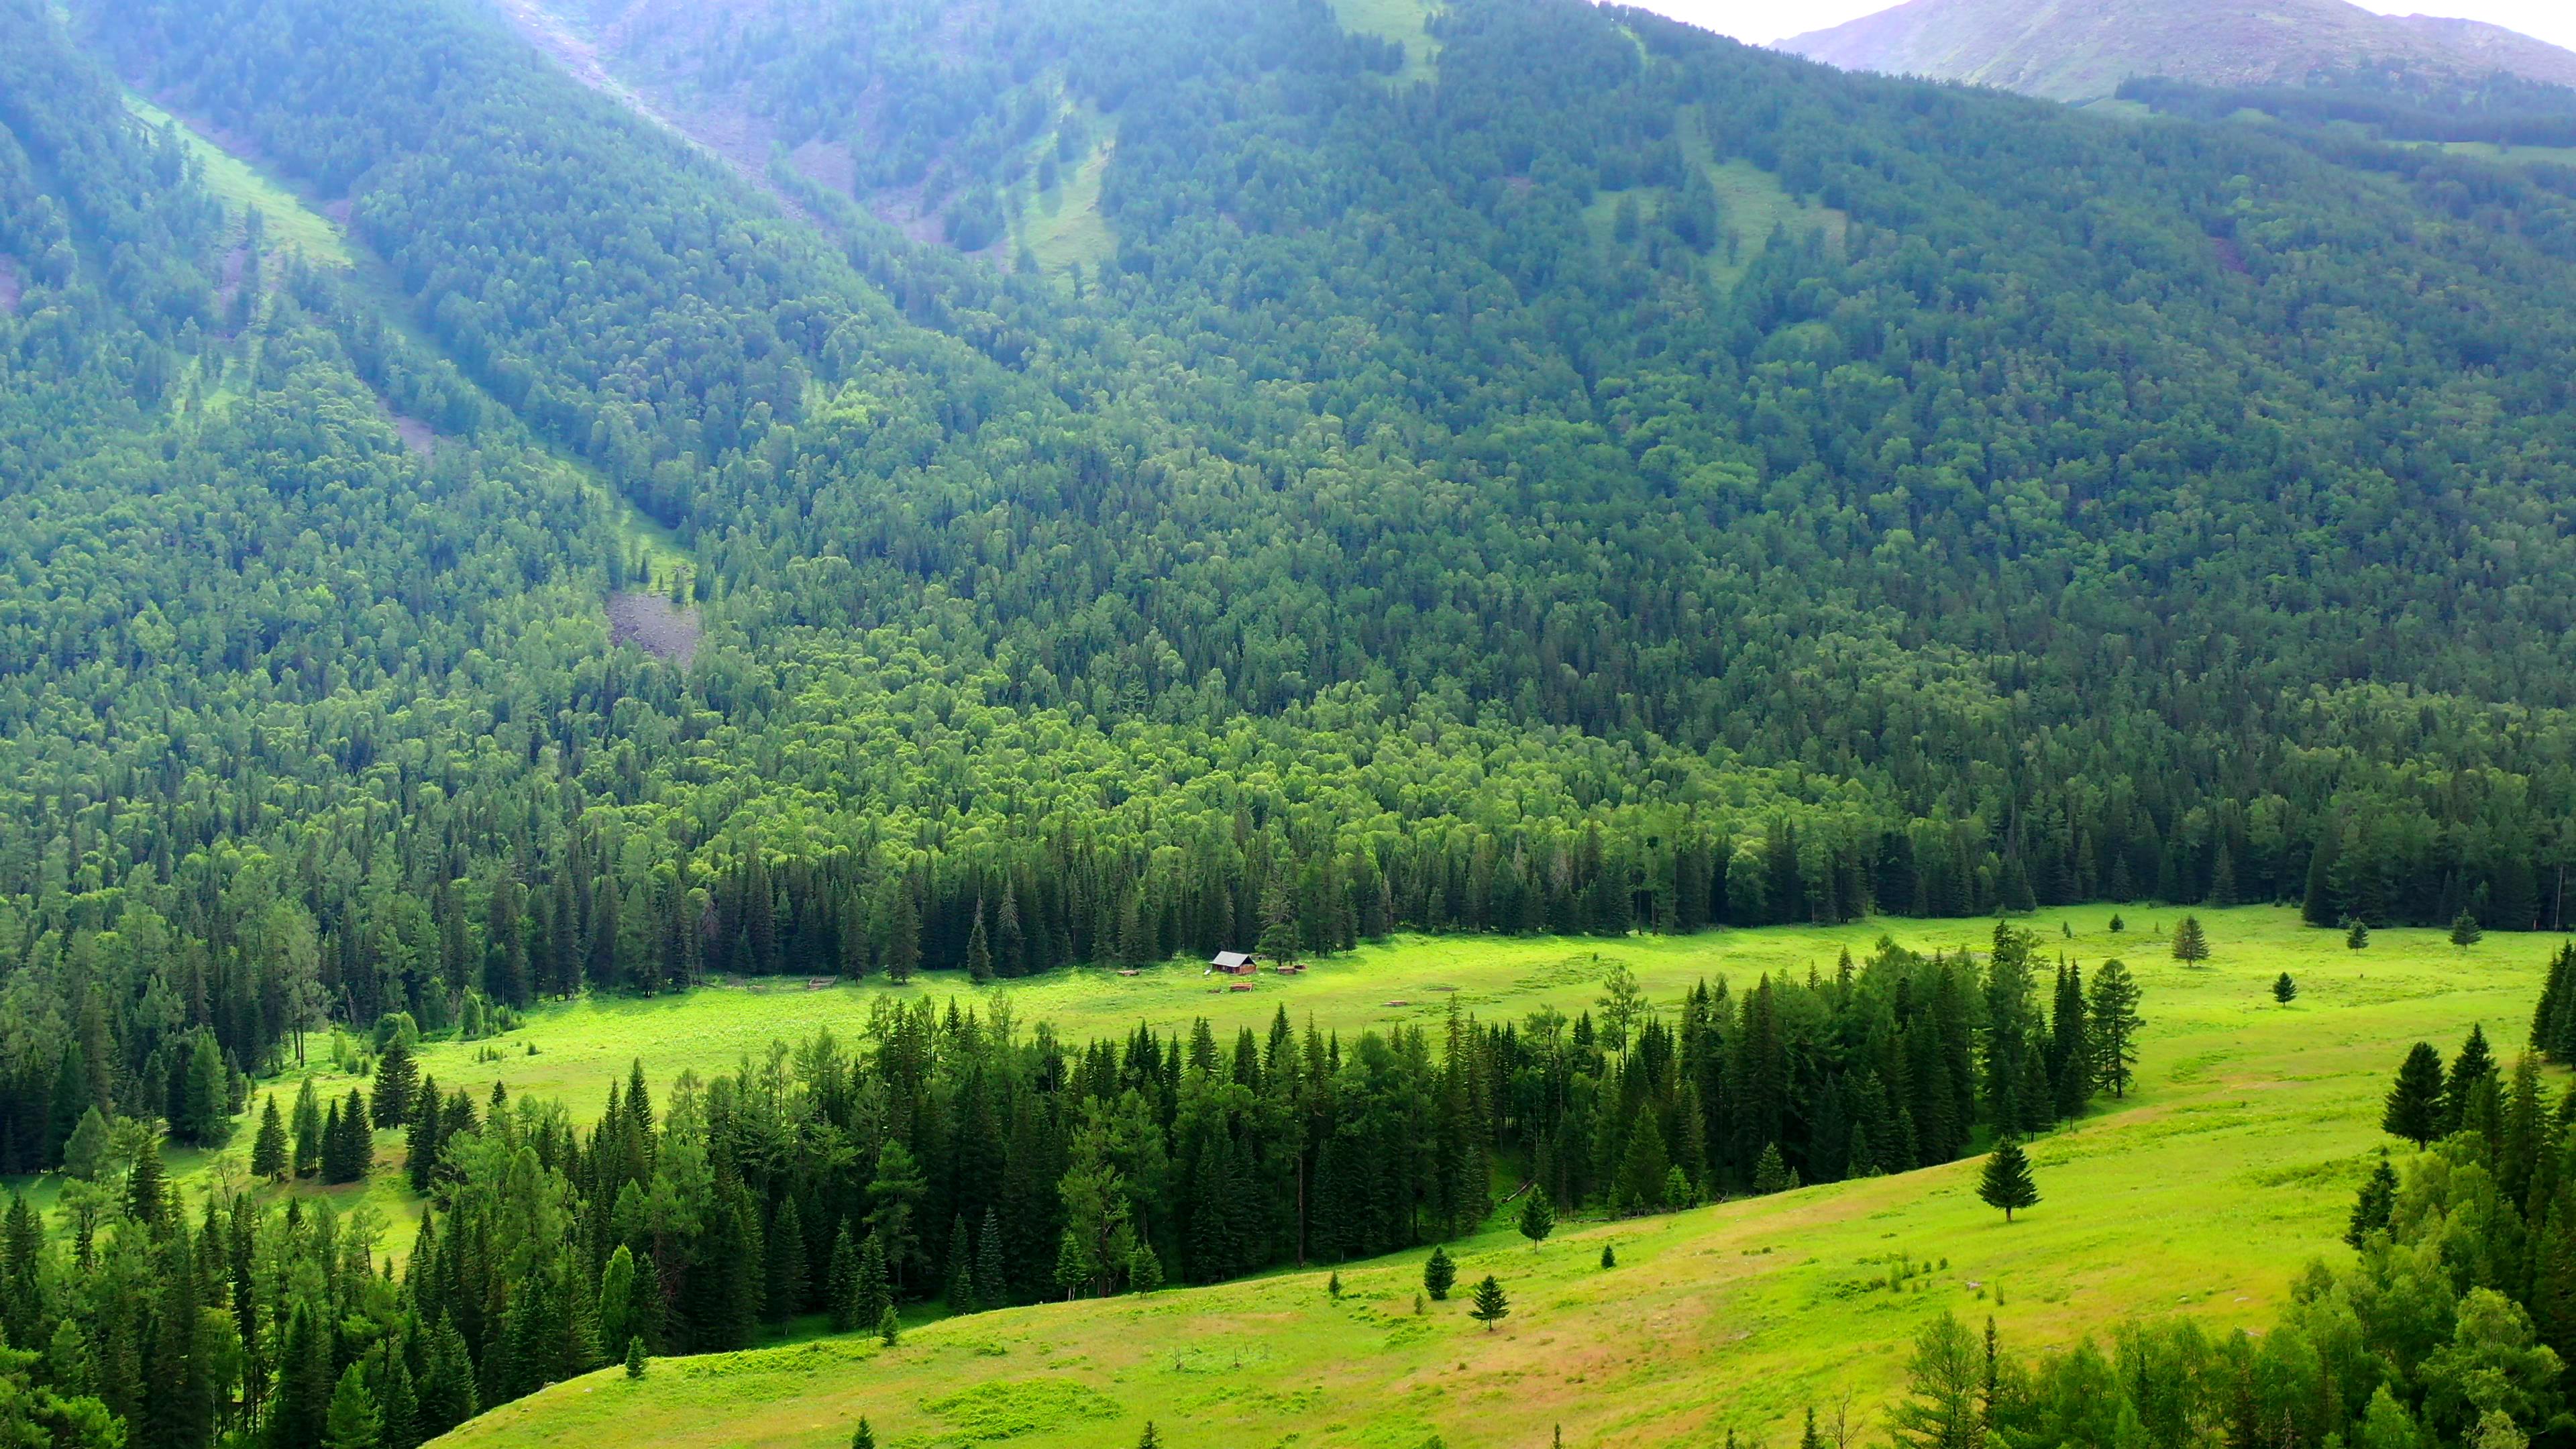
1208 951 1258 975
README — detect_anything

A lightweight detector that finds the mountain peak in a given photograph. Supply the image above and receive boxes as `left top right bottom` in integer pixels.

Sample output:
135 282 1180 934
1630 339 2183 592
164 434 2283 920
1775 0 2576 101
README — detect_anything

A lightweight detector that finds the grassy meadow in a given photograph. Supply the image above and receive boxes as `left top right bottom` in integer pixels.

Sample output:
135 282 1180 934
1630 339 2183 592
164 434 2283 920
419 904 2557 1449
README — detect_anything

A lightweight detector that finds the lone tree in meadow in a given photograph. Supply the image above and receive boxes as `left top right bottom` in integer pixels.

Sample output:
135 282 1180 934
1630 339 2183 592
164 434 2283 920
251 1097 288 1181
2449 910 2484 949
2382 1042 2447 1148
2088 960 2143 1099
2345 1150 2398 1248
1600 1242 1617 1269
1518 1190 1554 1249
2170 914 2210 965
1977 1138 2040 1222
851 1419 875 1449
1424 1246 1456 1301
1470 1275 1511 1332
2346 918 2371 950
625 1336 647 1379
2273 973 2298 1004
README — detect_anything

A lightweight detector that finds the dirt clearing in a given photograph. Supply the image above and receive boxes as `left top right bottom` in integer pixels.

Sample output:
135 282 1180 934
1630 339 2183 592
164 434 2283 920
608 591 701 666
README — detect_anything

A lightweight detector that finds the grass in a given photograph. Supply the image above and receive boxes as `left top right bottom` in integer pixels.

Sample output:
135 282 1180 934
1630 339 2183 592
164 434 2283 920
122 93 351 268
1330 0 1442 86
2429 140 2576 168
431 904 2557 1449
1017 122 1119 278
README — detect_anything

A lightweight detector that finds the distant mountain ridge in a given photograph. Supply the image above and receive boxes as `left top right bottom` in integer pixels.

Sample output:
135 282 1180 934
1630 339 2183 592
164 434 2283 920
1776 0 2576 101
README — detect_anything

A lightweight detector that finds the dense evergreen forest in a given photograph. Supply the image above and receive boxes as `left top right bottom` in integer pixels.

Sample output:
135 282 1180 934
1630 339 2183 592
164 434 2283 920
6 0 2576 1212
0 920 2155 1447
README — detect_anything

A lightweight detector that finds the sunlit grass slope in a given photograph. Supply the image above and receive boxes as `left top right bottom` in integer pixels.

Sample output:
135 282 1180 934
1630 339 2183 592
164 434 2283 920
435 905 2557 1449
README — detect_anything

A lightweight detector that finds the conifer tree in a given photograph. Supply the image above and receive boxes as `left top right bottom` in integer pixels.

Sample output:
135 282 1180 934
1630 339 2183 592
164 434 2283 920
851 1419 876 1449
2443 1025 2498 1136
966 901 992 983
290 1077 322 1178
877 1305 901 1346
1752 1142 1796 1195
1138 1424 1163 1449
2347 918 2371 950
2345 1150 2398 1248
1424 1245 1456 1301
1600 1243 1616 1269
1519 1189 1554 1248
62 1106 109 1181
2170 915 2210 965
2449 910 2484 949
380 1352 420 1449
1977 1139 2039 1222
125 1132 167 1230
769 1199 808 1330
2273 973 2298 1004
1470 1275 1511 1331
945 1213 977 1313
600 1245 636 1352
625 1336 647 1379
1127 1243 1163 1293
372 1038 417 1128
176 1030 231 1146
252 1097 288 1180
2534 944 2575 1062
2088 961 2143 1099
2383 1042 2447 1148
975 1207 1007 1307
857 1234 892 1328
324 1362 382 1449
827 1226 861 1331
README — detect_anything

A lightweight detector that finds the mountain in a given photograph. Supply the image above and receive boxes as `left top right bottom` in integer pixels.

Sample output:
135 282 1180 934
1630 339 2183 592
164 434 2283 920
1776 0 2576 101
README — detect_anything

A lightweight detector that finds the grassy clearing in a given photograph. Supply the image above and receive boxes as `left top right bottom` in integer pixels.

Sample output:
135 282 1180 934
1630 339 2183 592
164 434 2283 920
123 93 351 267
2430 140 2576 168
434 905 2557 1449
1683 105 1846 290
1330 0 1442 86
1017 125 1119 278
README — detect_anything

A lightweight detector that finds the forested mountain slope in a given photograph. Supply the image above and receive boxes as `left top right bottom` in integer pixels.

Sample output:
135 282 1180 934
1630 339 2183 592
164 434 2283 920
7 0 2576 1183
1777 0 2576 102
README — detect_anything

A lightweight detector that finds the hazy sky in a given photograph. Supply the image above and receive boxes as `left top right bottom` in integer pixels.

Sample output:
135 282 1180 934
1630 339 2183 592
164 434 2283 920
1625 0 2576 53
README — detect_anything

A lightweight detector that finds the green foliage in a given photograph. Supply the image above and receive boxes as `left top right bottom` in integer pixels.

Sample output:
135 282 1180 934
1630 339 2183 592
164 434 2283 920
2275 972 2298 1004
1518 1191 1554 1247
1469 1275 1509 1332
1977 1139 2040 1222
2347 1150 2399 1248
2453 911 2487 949
1424 1245 1456 1300
2171 916 2211 966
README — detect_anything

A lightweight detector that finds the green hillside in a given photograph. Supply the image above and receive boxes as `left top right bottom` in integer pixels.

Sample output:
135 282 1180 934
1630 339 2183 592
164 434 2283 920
7 0 2576 1443
437 915 2557 1448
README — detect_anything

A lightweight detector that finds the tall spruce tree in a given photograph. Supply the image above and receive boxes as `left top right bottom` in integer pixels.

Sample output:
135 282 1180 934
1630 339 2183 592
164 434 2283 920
2345 1151 2399 1248
2382 1042 2447 1148
1470 1275 1511 1332
1977 1139 2040 1222
251 1097 288 1180
2088 961 2143 1099
2169 916 2210 965
372 1040 417 1128
1424 1246 1456 1301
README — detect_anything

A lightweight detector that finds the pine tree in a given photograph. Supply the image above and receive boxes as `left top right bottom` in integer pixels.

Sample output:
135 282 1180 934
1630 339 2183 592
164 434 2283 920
2169 915 2210 965
945 1213 977 1313
877 1305 901 1346
1138 1424 1163 1449
1977 1139 2040 1222
1600 1243 1617 1269
976 1207 1007 1308
851 1419 877 1449
769 1199 808 1330
1519 1189 1554 1248
1752 1142 1796 1195
2088 960 2143 1099
625 1336 647 1379
2345 1150 2398 1248
324 1362 383 1449
1328 1271 1342 1300
857 1232 892 1328
2273 973 2298 1004
2383 1042 2447 1148
1127 1243 1163 1293
965 901 992 983
1470 1275 1511 1331
125 1132 168 1229
62 1106 110 1181
252 1097 288 1179
372 1039 417 1128
600 1245 635 1353
2534 944 2575 1062
1424 1246 1456 1301
2443 1025 2498 1136
2347 918 2371 951
176 1030 232 1146
828 1226 861 1331
2449 910 2484 949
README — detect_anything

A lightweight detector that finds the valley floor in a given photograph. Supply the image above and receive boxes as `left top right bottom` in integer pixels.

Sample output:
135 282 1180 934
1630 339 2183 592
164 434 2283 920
407 905 2552 1448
